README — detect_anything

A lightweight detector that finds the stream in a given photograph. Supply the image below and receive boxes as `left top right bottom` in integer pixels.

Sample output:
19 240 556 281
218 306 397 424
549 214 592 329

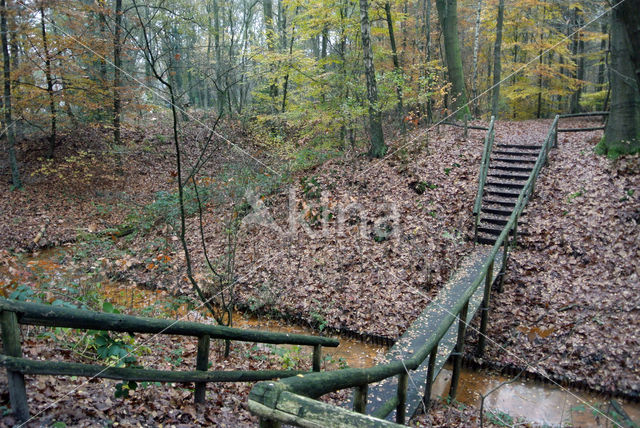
1 247 638 427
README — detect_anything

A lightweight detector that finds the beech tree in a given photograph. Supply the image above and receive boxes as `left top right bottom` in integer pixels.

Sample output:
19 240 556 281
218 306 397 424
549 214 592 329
359 0 386 158
435 0 469 118
600 0 640 156
1 0 19 188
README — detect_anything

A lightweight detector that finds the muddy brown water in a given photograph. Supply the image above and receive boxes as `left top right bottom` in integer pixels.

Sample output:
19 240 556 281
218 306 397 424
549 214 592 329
1 247 639 426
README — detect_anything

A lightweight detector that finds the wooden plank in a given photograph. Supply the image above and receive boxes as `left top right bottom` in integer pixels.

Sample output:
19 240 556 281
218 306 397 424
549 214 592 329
275 391 403 427
0 355 304 383
557 126 605 132
356 246 503 421
0 298 339 347
558 111 608 118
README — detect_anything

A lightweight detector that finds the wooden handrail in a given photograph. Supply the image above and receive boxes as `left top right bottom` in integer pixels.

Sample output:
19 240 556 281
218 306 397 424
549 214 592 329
0 354 304 383
248 116 561 427
473 116 496 241
0 298 339 347
558 111 608 118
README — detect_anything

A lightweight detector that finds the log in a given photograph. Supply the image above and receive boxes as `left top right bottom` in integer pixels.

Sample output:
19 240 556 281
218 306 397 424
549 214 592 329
32 218 51 246
0 354 303 383
0 299 339 347
440 121 490 131
248 391 403 428
558 111 609 118
96 226 135 238
557 126 605 132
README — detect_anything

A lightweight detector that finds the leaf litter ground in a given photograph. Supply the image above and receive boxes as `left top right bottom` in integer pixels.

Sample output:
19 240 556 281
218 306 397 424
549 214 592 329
1 117 638 425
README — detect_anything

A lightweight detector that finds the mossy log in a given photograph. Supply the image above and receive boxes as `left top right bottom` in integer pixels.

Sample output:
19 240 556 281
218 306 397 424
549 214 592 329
0 299 338 347
249 391 403 428
0 355 303 383
558 111 608 118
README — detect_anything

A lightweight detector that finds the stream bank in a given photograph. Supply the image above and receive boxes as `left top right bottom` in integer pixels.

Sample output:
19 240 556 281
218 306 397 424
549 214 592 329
2 245 639 426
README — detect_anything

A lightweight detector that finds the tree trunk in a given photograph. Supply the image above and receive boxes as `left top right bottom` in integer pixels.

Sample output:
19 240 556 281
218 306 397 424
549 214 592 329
618 0 640 90
384 1 404 120
262 0 277 103
471 0 483 117
601 2 640 156
1 0 19 188
40 6 56 159
435 0 469 118
597 21 607 89
281 8 297 113
490 0 504 118
113 0 122 145
213 0 223 113
359 0 386 158
569 7 584 114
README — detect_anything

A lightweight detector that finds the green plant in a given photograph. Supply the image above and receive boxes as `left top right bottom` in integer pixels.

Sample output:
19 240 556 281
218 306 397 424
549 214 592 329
271 345 304 370
310 310 328 331
372 222 394 243
567 188 585 203
300 175 322 199
485 410 516 426
323 354 349 370
165 347 185 368
86 302 143 398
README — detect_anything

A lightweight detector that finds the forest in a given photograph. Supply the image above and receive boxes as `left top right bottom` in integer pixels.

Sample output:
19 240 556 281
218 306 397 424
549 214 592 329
0 0 639 426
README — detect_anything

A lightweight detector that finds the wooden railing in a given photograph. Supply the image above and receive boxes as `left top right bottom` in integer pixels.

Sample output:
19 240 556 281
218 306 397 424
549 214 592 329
473 116 496 241
247 116 560 427
557 111 608 132
0 298 339 422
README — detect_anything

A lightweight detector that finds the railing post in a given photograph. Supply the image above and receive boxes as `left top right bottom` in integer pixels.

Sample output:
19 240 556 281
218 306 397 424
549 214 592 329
423 343 439 410
498 238 508 293
312 344 322 372
194 334 210 404
396 372 408 424
464 114 469 138
354 383 368 414
477 261 494 356
449 300 469 400
1 311 29 422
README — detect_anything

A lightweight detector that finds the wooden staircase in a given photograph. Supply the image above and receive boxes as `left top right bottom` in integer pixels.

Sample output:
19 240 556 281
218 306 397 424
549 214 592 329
476 142 542 245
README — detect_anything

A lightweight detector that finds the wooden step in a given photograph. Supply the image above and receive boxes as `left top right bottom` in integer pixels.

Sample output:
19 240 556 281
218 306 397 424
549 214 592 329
484 186 522 198
476 232 498 245
492 149 539 158
480 216 508 227
491 156 537 164
485 179 527 189
487 171 531 181
476 224 512 236
483 196 517 207
482 205 514 216
495 143 542 150
490 164 534 173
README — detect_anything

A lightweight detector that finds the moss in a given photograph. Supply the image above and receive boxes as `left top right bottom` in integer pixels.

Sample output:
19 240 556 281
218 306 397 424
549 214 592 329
595 136 640 159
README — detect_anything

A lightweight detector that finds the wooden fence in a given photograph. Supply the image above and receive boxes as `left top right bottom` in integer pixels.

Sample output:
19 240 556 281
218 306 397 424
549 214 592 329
0 298 338 422
557 111 609 132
